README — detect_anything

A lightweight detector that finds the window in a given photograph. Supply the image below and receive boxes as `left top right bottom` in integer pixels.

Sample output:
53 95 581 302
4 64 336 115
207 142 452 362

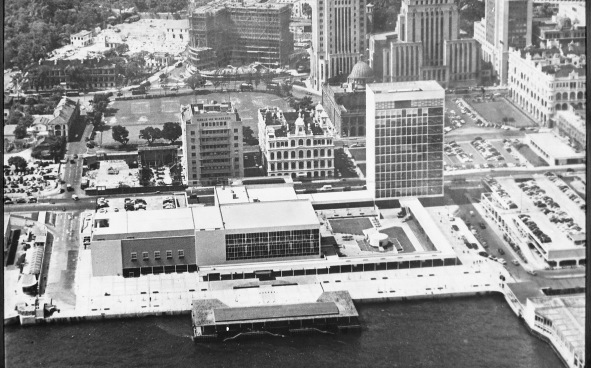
166 250 173 259
234 143 238 148
178 250 185 258
131 252 137 261
154 251 161 260
142 252 149 260
234 128 238 133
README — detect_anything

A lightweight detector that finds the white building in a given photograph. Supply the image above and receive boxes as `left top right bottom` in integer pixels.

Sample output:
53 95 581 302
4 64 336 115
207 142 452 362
522 296 585 368
508 46 586 126
473 0 533 84
310 0 368 90
258 104 336 179
366 81 445 200
525 132 585 166
180 101 244 186
555 106 585 150
165 19 190 43
71 30 93 48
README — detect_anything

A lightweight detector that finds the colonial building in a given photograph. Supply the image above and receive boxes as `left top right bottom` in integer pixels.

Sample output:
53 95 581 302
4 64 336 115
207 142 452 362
310 0 368 90
473 0 533 84
321 60 374 137
165 19 190 42
369 0 480 87
188 1 293 69
180 101 244 187
27 97 79 140
507 46 586 126
258 104 335 179
366 81 445 199
33 58 118 91
71 30 93 48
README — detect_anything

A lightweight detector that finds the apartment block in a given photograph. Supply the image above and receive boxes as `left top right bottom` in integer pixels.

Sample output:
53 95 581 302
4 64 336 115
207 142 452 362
180 102 244 186
366 81 445 200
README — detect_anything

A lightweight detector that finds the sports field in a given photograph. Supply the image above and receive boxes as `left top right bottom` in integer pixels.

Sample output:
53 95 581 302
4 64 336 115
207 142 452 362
379 226 415 253
101 91 291 148
329 217 374 236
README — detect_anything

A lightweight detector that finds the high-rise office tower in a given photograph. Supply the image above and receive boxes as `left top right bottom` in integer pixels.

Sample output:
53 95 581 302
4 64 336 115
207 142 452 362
310 0 368 90
180 101 244 187
474 0 533 84
366 81 444 200
369 0 480 87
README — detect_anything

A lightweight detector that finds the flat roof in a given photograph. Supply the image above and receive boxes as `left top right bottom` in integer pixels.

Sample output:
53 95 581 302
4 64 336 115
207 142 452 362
400 198 454 254
214 302 338 322
367 81 444 102
246 186 298 202
527 132 585 159
220 200 320 230
191 206 224 230
93 208 195 236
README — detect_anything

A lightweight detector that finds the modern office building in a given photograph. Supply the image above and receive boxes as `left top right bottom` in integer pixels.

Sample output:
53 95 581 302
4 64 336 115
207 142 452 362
508 46 586 126
473 0 533 84
89 186 321 277
180 101 244 186
310 0 368 90
369 0 480 87
188 0 293 69
258 105 336 178
321 60 374 137
366 81 444 200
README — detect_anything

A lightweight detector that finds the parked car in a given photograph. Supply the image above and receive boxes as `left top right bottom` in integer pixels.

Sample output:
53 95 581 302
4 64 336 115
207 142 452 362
16 198 27 203
512 260 520 266
498 248 505 255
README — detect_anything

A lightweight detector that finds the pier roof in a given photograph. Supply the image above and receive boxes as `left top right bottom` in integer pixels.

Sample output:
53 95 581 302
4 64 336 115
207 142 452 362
214 302 338 322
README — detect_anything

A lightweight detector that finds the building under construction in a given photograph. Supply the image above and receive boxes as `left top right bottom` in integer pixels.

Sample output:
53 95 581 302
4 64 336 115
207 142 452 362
188 0 293 69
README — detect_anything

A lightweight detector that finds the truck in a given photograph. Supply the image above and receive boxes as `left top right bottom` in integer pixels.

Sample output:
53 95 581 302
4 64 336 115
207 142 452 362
80 178 89 190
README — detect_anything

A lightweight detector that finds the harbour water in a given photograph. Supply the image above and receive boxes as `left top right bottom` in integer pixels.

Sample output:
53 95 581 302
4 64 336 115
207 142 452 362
5 295 563 368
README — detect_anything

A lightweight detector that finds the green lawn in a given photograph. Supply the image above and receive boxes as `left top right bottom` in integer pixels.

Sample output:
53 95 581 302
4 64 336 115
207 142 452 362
469 98 537 128
329 217 374 236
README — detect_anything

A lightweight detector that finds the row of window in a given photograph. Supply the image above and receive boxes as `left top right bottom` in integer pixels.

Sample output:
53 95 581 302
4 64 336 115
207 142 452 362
269 149 332 160
131 250 184 261
268 138 333 148
270 160 333 171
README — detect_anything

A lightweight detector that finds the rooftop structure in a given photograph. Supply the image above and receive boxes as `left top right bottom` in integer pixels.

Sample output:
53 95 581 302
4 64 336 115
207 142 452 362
258 105 336 179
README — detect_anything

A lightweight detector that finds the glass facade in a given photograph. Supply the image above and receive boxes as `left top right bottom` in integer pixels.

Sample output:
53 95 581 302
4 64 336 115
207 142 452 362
226 229 320 260
374 103 444 198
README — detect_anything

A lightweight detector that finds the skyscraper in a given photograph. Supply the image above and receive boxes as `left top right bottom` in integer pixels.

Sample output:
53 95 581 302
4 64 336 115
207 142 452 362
369 0 480 87
366 81 444 200
474 0 533 84
310 0 368 90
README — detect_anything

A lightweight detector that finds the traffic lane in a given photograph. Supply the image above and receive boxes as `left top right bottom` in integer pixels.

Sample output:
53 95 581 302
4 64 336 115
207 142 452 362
5 201 94 213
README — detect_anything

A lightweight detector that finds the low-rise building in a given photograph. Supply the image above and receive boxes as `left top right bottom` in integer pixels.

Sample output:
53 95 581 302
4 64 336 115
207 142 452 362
525 132 585 166
180 101 244 186
522 295 585 368
165 19 190 42
554 106 585 151
258 104 335 179
71 30 93 48
33 58 118 91
481 176 585 268
89 186 321 277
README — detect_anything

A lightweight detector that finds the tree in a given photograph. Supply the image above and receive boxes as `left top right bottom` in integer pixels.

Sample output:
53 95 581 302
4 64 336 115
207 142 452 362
242 126 258 146
8 156 28 171
161 122 182 143
139 166 154 186
19 113 34 127
185 73 203 91
139 126 162 145
13 123 29 139
112 125 130 146
301 2 312 18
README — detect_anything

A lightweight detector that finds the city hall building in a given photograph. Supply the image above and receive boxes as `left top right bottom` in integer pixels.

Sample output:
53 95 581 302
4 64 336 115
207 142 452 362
89 187 321 278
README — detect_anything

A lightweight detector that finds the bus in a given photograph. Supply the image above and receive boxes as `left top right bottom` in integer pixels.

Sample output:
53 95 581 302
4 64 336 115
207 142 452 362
240 83 253 92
